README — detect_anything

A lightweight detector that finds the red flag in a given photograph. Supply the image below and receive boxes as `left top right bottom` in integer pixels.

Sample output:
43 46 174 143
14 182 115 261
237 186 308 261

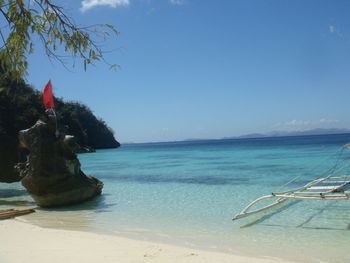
43 80 55 109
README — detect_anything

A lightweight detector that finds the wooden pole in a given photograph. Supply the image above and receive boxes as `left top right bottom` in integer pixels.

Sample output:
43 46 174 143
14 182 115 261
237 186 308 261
0 208 35 220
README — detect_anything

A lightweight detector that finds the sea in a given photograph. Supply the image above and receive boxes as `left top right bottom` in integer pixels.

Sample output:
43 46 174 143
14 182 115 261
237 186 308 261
1 134 350 263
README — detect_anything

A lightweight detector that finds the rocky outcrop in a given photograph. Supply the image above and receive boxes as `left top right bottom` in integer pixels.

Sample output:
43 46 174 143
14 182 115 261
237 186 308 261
0 82 119 183
17 116 103 207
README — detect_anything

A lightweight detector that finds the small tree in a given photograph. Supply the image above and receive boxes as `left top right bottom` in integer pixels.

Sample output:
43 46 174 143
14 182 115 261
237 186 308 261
0 0 119 78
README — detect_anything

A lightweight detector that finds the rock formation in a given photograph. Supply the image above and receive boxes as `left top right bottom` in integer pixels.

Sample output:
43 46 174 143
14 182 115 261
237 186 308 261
17 115 103 207
0 83 119 183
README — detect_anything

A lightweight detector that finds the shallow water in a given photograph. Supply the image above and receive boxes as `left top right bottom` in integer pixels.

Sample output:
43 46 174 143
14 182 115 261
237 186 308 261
1 134 350 262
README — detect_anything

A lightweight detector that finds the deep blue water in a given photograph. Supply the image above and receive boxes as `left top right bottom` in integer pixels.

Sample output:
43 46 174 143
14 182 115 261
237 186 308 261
2 134 350 263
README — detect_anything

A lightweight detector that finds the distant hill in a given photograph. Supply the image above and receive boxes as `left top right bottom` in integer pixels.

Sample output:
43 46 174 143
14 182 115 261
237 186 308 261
265 128 350 137
185 128 350 143
223 128 350 140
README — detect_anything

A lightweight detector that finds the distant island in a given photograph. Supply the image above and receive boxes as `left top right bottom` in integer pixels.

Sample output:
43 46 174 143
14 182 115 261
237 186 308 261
223 128 350 140
179 128 350 143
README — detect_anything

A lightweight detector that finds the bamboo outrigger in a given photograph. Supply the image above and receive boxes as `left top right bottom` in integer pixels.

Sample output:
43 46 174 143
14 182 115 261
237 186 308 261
233 145 350 221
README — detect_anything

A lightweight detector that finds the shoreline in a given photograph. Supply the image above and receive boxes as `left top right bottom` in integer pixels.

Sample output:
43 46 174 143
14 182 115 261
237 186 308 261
0 219 301 263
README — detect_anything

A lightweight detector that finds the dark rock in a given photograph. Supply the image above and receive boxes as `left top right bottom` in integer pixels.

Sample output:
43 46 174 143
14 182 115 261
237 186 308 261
0 131 22 183
17 118 103 207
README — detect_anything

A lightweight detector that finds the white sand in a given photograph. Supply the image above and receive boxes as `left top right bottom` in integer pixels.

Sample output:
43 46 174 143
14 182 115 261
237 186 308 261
0 219 299 263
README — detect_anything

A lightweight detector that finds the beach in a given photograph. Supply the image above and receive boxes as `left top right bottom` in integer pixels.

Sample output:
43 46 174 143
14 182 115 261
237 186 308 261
0 219 298 263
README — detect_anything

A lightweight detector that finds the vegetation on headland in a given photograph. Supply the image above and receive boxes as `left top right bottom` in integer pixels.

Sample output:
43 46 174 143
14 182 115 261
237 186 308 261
0 75 120 150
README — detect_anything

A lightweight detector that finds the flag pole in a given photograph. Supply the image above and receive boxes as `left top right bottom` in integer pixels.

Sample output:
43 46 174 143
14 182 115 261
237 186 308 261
51 108 59 138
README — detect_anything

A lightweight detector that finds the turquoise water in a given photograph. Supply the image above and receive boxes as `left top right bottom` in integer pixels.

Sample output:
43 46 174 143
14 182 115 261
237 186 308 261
1 134 350 262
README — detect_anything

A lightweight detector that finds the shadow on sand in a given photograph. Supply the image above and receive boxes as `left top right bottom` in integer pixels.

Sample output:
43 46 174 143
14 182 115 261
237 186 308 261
37 194 116 213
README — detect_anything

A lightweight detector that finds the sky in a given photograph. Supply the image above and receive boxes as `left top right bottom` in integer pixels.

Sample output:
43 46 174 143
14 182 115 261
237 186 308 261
26 0 350 143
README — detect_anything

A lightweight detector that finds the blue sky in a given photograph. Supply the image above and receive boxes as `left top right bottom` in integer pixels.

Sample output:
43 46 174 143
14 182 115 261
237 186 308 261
27 0 350 143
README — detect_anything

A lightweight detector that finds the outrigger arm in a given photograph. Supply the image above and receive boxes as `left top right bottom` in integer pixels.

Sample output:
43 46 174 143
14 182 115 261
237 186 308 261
233 175 350 220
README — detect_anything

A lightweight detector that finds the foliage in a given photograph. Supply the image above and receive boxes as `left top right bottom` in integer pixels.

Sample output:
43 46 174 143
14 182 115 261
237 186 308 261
56 100 120 149
0 0 119 78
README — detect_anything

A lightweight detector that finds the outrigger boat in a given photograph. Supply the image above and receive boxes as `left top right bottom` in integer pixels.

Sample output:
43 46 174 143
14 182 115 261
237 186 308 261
233 144 350 220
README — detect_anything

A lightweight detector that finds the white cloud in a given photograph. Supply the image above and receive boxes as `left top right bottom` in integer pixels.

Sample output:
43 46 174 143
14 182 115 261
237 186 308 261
80 0 129 12
328 25 345 38
273 119 339 131
170 0 185 5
